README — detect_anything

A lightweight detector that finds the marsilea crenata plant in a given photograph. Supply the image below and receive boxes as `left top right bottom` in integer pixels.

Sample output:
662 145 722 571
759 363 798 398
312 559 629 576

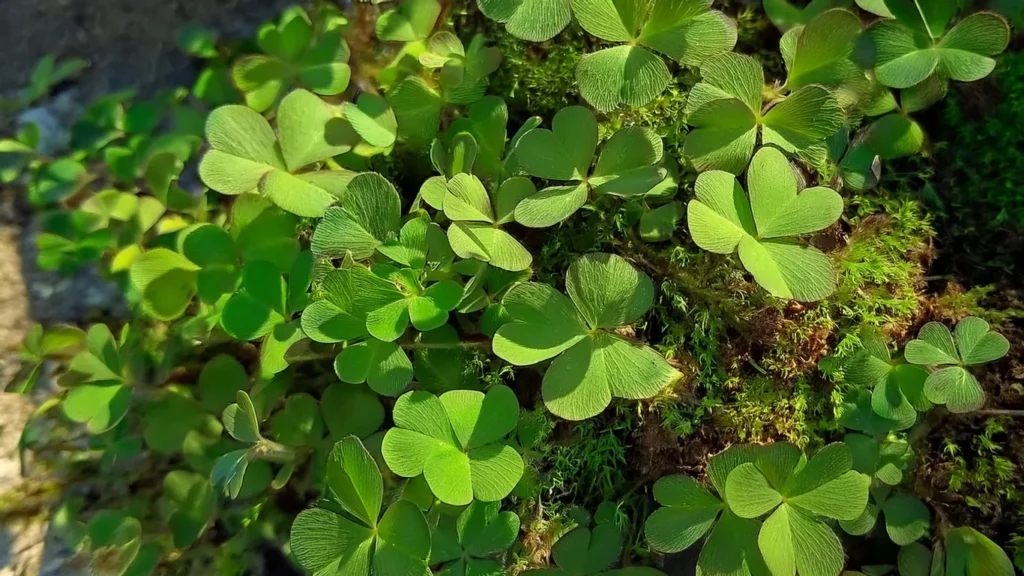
4 0 1018 575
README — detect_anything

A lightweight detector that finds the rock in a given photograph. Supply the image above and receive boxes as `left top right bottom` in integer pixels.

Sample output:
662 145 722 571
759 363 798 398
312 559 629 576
15 90 82 157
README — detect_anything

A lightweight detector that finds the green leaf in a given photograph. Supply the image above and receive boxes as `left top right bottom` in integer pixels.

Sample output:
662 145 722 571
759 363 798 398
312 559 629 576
576 45 671 112
290 507 375 575
326 437 383 528
697 510 771 576
516 106 597 181
311 173 402 260
277 89 357 171
566 252 653 330
389 77 443 148
376 0 441 42
782 8 863 91
882 494 930 546
335 339 413 396
644 475 723 553
945 527 1015 576
727 463 784 518
343 93 398 149
63 382 131 434
865 113 924 160
905 321 960 365
163 470 215 548
492 282 588 365
321 384 385 439
129 248 200 320
686 147 841 301
197 355 250 414
759 504 845 576
477 0 572 42
639 201 683 242
954 317 1010 366
764 0 853 31
222 391 262 443
381 387 523 505
210 449 250 498
897 543 932 576
270 393 323 447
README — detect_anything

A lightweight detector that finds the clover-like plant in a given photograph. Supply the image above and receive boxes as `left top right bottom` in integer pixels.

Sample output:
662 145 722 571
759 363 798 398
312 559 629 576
232 7 351 112
863 2 1010 90
840 486 930 547
376 0 441 42
212 391 298 498
477 0 571 42
572 0 736 111
493 253 681 420
310 172 410 261
11 323 85 394
420 32 502 105
844 332 931 428
199 90 362 218
59 324 133 435
897 528 1015 576
381 385 524 505
842 435 929 546
85 511 159 576
291 436 432 576
683 53 843 174
512 106 666 228
823 126 880 191
430 500 520 576
686 146 843 301
764 0 852 30
903 317 1010 413
725 442 870 576
443 173 534 272
644 444 770 575
526 505 663 576
160 470 216 548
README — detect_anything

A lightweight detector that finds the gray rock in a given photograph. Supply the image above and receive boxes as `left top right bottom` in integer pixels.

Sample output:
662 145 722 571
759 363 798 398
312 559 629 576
15 90 82 157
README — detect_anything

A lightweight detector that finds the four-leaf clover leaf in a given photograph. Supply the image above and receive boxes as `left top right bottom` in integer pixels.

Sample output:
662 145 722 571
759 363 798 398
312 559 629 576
291 436 432 576
686 146 843 301
444 173 534 272
845 333 932 428
232 8 352 112
644 444 770 576
865 3 1010 89
198 90 359 217
430 501 521 576
683 53 843 174
513 107 666 228
903 317 1010 413
381 385 524 505
493 253 681 420
725 443 870 576
574 0 737 111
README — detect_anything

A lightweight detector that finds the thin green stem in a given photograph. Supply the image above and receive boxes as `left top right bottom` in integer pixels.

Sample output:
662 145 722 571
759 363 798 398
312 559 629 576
251 439 300 463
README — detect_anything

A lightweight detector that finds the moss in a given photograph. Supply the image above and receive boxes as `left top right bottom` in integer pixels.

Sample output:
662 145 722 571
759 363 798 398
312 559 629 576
713 376 838 448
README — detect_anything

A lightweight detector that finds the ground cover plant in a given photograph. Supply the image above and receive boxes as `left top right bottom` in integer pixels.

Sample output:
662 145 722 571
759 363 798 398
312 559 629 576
1 0 1023 575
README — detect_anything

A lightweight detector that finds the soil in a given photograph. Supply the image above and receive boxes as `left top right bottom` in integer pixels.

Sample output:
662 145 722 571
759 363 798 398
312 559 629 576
0 0 296 104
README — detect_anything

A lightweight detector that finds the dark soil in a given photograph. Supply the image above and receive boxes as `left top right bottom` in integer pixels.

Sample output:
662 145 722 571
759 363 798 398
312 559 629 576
0 0 296 102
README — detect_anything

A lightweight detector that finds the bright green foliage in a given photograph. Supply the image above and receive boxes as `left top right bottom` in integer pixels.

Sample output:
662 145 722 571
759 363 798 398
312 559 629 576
844 333 931 428
381 386 523 505
493 253 681 420
477 0 572 42
686 146 843 301
420 33 503 105
844 434 914 486
898 528 1016 576
763 0 851 30
376 0 441 42
15 54 88 106
232 7 351 112
430 501 520 576
573 0 736 111
160 470 216 548
443 173 533 271
864 3 1010 89
840 485 929 546
198 91 360 217
310 173 404 260
904 317 1010 413
645 444 770 575
86 511 152 576
11 324 85 393
527 506 664 576
292 437 432 576
513 106 666 227
778 9 867 101
60 325 132 434
726 443 870 576
683 53 843 173
824 127 880 191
